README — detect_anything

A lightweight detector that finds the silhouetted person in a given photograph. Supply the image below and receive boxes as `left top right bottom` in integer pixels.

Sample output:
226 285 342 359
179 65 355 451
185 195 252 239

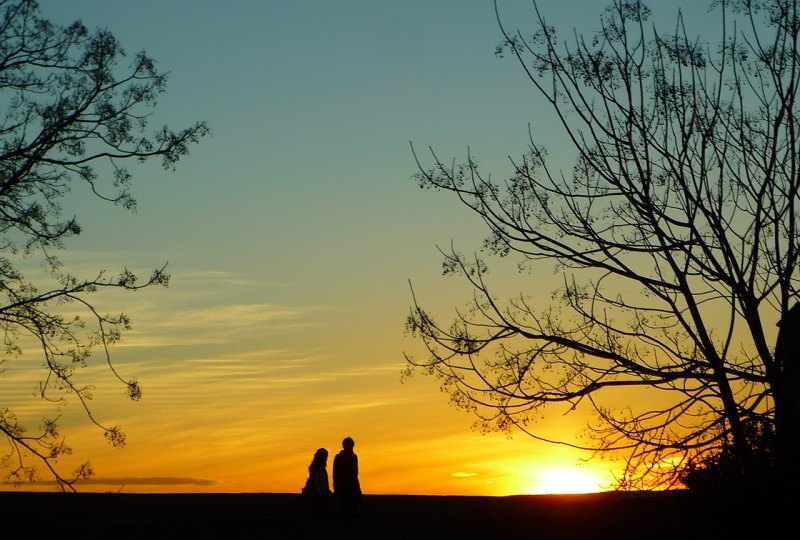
302 447 331 515
333 436 363 515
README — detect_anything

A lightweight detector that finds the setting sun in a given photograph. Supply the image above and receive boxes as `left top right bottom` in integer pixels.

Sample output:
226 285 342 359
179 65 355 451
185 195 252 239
2 0 668 499
526 466 611 495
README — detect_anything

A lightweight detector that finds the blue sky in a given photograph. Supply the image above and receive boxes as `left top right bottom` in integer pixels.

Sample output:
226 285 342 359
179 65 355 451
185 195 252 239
1 0 713 494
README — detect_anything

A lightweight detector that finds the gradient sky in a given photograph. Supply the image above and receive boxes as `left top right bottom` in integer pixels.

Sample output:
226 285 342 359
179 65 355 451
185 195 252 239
0 0 718 495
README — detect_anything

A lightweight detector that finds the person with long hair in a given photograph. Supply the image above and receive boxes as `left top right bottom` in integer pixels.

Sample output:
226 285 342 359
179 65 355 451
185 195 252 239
302 448 331 514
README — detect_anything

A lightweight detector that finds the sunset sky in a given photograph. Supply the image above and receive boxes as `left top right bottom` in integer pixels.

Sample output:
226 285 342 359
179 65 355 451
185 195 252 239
1 0 719 496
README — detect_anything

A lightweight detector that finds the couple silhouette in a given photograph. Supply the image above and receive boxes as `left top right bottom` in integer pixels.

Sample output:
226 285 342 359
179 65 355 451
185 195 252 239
302 436 363 516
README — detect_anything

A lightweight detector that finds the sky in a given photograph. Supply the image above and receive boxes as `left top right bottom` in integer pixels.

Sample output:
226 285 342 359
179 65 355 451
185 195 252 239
0 0 718 496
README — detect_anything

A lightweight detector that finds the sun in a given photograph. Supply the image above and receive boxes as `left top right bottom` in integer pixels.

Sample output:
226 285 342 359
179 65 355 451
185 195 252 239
526 466 609 495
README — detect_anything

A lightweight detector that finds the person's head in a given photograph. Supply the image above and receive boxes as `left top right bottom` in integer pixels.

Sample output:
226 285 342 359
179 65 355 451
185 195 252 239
310 447 328 470
342 437 355 450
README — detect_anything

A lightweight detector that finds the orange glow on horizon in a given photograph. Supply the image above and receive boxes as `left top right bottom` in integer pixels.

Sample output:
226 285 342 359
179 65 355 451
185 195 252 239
524 466 613 495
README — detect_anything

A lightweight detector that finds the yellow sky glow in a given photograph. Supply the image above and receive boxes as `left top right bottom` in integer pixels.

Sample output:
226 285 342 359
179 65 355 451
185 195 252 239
0 0 669 497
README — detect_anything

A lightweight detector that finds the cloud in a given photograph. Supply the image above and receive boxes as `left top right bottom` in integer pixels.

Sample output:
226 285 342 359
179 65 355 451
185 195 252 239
111 301 332 351
452 472 479 478
26 477 217 487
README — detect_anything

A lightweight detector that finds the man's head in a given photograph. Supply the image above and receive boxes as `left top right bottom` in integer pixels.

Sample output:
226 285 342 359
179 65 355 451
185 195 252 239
342 437 355 450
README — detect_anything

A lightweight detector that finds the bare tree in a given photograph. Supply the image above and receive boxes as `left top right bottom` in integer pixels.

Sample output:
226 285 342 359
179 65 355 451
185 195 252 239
0 0 207 490
406 0 800 490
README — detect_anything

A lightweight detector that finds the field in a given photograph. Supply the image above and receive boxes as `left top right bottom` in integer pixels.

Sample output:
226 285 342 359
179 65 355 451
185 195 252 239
1 489 775 539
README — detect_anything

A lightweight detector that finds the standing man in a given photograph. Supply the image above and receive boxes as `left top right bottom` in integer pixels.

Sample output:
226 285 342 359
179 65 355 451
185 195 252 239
333 436 363 515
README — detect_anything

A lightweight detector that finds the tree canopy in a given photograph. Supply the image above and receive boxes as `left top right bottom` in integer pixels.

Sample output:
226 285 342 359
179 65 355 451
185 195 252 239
406 0 800 490
0 0 207 490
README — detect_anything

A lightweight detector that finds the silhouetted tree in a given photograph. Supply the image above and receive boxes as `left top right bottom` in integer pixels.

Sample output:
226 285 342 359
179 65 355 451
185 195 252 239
406 0 800 490
679 415 776 492
0 0 207 490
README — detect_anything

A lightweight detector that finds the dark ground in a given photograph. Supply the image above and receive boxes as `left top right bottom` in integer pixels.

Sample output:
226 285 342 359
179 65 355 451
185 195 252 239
1 489 779 539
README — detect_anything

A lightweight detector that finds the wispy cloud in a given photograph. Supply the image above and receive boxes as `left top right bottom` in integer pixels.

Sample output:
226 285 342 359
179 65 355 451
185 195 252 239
141 303 325 331
19 477 217 487
81 477 217 486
